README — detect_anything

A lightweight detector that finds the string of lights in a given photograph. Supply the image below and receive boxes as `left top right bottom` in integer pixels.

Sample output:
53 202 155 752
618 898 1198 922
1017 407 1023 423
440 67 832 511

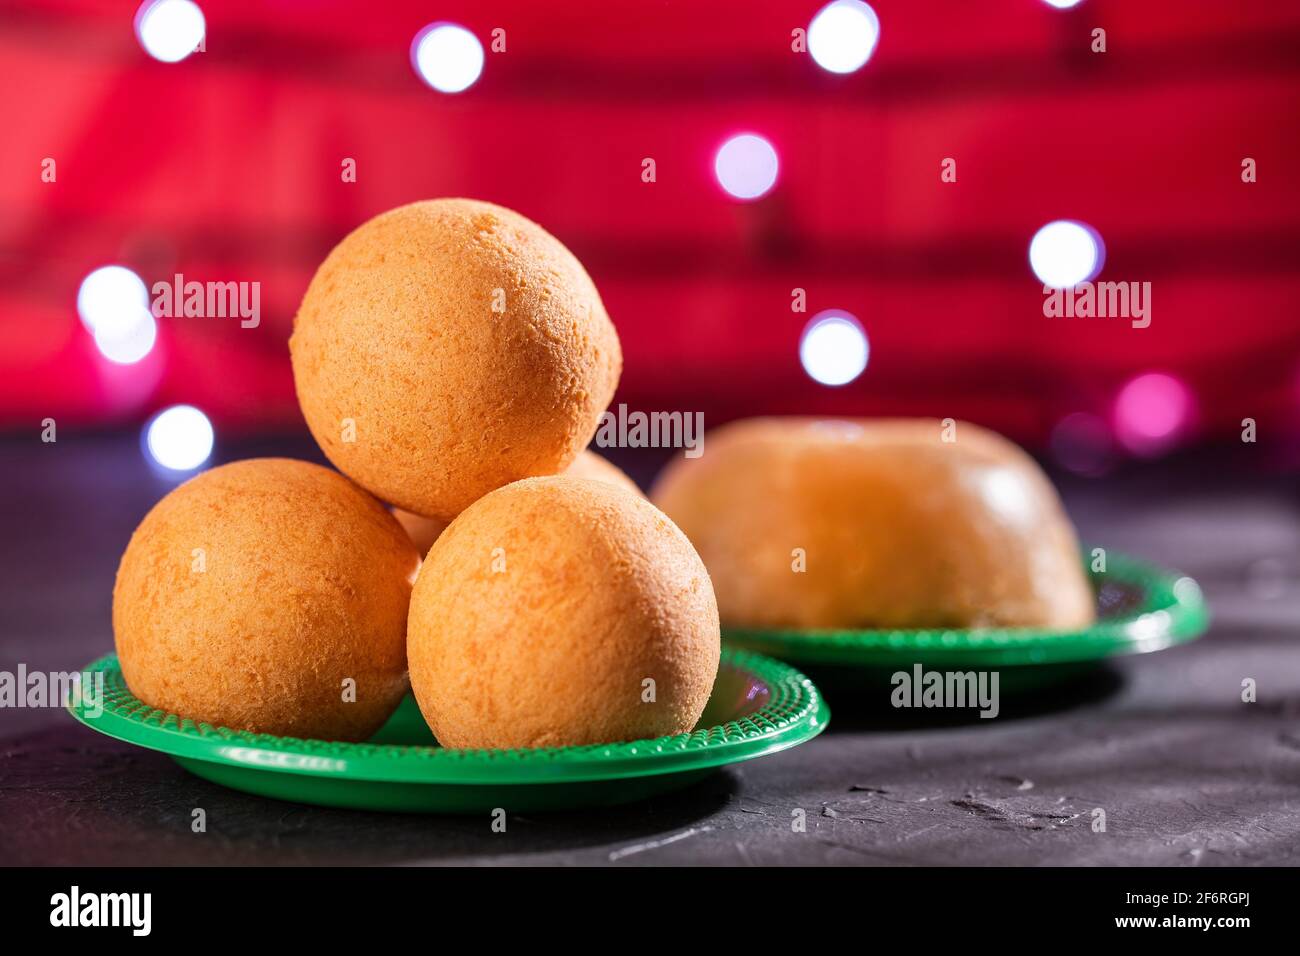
4 0 1295 475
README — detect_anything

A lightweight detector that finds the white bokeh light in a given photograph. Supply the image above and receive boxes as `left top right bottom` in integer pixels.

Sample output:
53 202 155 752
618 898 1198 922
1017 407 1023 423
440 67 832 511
808 1 881 74
1042 0 1085 9
800 311 869 386
93 308 158 365
146 405 214 471
135 0 206 64
77 265 150 336
411 23 485 93
714 133 779 201
1029 220 1103 289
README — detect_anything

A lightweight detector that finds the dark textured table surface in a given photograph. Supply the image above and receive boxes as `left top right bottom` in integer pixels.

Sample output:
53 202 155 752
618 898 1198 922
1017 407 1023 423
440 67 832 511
2 436 1298 866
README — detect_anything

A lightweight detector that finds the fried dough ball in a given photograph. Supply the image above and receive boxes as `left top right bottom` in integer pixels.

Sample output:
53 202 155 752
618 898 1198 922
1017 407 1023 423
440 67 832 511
407 477 719 748
112 458 420 740
290 198 622 521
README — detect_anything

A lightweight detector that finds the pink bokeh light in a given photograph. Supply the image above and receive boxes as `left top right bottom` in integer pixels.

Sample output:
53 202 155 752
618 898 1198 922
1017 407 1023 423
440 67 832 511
1113 372 1195 456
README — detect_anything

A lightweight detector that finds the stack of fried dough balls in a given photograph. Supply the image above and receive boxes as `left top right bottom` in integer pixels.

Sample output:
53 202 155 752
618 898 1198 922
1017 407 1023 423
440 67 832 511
113 198 720 749
113 459 419 741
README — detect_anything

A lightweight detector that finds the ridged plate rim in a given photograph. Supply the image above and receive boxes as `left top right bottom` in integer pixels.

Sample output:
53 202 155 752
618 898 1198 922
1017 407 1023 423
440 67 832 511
66 647 829 785
723 553 1209 667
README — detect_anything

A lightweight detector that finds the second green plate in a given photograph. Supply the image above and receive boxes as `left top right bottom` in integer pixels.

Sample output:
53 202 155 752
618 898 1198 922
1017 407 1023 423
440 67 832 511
723 553 1208 670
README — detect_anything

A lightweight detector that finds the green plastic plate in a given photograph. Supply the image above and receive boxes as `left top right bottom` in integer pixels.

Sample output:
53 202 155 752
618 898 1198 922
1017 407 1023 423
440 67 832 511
723 553 1209 670
66 647 828 813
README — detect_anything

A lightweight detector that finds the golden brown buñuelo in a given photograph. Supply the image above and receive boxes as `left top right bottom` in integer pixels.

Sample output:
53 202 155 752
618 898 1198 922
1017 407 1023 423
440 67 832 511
408 476 720 749
392 449 642 556
652 417 1095 630
112 458 420 741
290 198 623 522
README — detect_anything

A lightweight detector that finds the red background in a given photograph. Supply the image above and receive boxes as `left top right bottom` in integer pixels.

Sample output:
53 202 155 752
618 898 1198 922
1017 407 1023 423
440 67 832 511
2 0 1298 452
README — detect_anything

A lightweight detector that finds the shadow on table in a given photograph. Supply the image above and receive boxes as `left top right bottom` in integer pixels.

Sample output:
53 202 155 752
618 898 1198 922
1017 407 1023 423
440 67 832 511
0 725 739 866
809 662 1126 732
